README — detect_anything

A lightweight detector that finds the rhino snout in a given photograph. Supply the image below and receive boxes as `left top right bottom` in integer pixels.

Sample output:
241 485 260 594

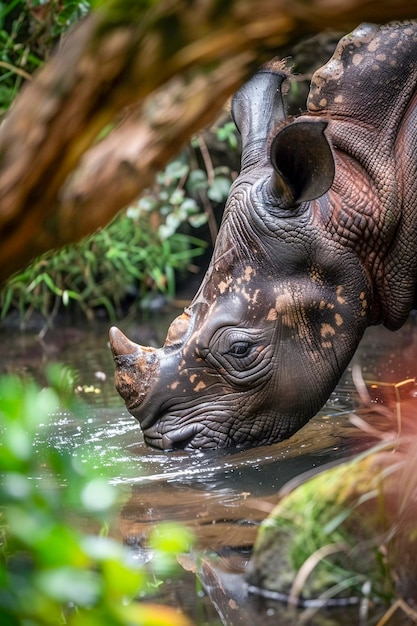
109 326 161 418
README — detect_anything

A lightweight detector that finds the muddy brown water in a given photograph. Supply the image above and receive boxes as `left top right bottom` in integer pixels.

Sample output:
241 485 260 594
2 307 417 626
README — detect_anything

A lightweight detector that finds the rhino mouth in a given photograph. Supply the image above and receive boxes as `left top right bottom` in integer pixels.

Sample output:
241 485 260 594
142 422 205 451
142 408 242 451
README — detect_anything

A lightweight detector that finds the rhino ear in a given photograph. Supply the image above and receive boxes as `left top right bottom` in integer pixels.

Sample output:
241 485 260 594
269 119 335 206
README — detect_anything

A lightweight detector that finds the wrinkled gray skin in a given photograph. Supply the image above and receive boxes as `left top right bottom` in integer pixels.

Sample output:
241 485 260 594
110 22 417 451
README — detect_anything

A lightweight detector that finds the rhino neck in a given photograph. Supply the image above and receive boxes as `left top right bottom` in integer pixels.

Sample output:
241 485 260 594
327 126 409 328
306 21 417 329
308 22 417 134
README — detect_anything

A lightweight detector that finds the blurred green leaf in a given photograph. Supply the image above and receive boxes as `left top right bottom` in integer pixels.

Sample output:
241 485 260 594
81 478 117 512
149 521 194 577
36 567 101 605
0 370 195 625
186 168 208 193
188 212 208 228
216 121 239 149
208 175 232 203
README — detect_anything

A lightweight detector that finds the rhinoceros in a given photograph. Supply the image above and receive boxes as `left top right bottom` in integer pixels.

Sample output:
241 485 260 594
109 21 417 451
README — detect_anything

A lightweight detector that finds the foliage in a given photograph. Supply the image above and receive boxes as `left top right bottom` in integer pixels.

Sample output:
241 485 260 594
0 0 91 116
249 444 400 606
0 0 240 327
0 121 239 327
0 194 206 326
0 367 194 626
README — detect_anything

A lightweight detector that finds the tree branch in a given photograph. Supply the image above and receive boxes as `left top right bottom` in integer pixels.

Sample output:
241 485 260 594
0 0 414 282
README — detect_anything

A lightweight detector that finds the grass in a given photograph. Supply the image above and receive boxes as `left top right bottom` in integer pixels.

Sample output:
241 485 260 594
0 127 239 328
0 0 240 328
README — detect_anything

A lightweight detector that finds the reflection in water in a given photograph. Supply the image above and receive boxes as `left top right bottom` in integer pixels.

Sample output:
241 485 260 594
1 310 417 625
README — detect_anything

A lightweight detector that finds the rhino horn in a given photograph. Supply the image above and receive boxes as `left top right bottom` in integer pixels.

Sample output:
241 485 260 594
232 61 288 169
109 326 159 371
109 326 161 417
109 326 140 356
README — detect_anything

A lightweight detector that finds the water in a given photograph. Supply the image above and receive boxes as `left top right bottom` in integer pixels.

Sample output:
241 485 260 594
2 308 417 625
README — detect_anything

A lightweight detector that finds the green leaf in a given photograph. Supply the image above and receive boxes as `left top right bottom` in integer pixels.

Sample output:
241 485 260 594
216 121 239 149
207 175 232 202
135 197 156 213
169 188 185 206
180 197 198 214
36 567 101 605
149 522 194 554
188 213 208 228
2 473 32 501
164 160 189 181
186 169 207 193
158 223 175 241
101 557 145 598
81 478 117 513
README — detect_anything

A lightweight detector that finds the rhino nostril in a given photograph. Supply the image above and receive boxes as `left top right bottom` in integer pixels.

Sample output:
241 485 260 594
109 326 139 356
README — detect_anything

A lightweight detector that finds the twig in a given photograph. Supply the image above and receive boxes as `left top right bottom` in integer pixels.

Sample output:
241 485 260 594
287 542 350 608
0 61 32 81
195 134 219 244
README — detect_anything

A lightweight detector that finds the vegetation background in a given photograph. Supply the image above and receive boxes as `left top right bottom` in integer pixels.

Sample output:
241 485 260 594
0 0 246 329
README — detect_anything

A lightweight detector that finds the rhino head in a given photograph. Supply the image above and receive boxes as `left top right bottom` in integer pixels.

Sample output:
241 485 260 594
110 22 417 450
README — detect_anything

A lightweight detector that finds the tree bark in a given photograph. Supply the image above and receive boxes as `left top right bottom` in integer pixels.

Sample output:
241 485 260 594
0 0 414 282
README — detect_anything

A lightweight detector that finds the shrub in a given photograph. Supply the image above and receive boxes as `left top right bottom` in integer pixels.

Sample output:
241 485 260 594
0 366 194 626
0 0 91 116
0 124 239 328
0 0 240 328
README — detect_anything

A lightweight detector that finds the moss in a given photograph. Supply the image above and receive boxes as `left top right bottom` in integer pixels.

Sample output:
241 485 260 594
248 448 398 603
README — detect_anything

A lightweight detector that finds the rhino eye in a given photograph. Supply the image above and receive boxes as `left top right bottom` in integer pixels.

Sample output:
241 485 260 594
228 341 251 357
